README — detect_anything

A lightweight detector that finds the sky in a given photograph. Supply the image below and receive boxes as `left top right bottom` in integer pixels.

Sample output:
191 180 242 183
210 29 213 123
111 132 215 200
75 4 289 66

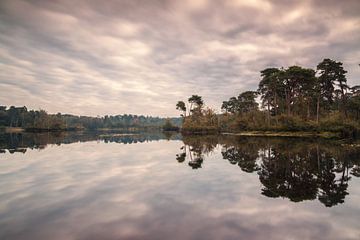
0 0 359 117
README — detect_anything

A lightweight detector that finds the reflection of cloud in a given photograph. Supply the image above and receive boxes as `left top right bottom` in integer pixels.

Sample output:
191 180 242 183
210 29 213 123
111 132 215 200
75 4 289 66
0 0 359 116
0 140 359 239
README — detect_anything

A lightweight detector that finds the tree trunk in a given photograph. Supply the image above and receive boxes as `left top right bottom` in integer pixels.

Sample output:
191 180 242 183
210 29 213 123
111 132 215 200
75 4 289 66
317 144 320 171
316 96 320 124
340 87 348 118
274 93 278 125
307 101 310 120
267 102 270 126
285 89 291 116
189 146 193 161
343 98 348 118
285 89 288 116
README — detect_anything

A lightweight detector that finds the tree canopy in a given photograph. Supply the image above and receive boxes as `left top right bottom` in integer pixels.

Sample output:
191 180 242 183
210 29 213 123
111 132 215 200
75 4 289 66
177 58 360 136
0 106 182 130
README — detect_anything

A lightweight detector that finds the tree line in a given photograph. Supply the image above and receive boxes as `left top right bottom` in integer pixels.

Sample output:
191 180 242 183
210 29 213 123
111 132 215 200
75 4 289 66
176 58 360 136
0 131 181 153
0 106 181 130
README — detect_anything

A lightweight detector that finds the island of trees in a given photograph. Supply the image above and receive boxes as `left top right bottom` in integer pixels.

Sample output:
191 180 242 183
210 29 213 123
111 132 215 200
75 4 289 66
176 59 360 138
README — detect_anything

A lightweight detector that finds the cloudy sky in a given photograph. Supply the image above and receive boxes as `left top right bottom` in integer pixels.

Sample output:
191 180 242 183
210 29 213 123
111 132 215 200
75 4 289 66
0 0 359 117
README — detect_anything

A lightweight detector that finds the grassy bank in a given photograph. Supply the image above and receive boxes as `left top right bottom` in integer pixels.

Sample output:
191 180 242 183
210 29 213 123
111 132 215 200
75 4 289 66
181 125 359 139
219 113 359 139
181 126 219 135
222 131 340 138
180 112 360 139
1 127 25 133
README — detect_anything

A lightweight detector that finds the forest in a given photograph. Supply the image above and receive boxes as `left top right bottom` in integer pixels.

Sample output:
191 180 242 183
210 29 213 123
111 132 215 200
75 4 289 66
176 58 360 138
0 106 181 131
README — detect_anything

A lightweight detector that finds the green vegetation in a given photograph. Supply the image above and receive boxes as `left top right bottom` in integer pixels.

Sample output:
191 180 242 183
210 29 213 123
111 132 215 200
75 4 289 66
177 95 218 134
0 106 181 132
176 58 360 138
162 119 180 131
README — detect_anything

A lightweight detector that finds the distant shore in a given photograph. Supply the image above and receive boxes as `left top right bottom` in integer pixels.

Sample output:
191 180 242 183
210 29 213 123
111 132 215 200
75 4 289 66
0 126 163 133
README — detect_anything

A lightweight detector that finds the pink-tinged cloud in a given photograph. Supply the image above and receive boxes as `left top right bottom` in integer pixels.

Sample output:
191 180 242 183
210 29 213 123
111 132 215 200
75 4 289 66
0 0 359 116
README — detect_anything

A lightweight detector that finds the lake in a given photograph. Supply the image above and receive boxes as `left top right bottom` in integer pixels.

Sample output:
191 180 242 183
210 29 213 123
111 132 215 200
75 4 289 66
0 132 359 240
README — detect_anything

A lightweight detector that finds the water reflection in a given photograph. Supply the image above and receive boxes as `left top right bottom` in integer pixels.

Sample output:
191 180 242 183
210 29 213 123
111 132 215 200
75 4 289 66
2 132 359 207
1 133 360 239
177 135 360 207
0 131 181 153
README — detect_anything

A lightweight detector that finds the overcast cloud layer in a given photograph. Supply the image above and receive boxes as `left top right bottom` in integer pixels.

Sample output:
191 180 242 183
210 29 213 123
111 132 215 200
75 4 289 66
0 0 359 116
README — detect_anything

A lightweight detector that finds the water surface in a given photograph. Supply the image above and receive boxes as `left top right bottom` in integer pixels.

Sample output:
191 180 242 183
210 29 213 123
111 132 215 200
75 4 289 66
0 132 359 240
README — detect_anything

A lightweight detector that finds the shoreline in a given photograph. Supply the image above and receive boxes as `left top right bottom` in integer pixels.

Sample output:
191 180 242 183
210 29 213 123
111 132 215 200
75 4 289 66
1 127 356 139
1 127 82 133
1 127 25 133
221 131 341 138
0 127 167 134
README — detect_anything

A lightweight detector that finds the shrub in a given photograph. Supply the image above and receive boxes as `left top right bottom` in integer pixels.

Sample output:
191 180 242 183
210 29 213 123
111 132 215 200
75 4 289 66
276 115 316 131
162 119 179 131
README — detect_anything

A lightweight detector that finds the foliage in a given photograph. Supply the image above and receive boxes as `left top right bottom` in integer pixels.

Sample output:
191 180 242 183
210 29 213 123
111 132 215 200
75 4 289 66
221 91 258 114
0 106 182 130
219 111 267 131
182 108 219 134
176 101 187 117
176 58 360 138
162 119 179 131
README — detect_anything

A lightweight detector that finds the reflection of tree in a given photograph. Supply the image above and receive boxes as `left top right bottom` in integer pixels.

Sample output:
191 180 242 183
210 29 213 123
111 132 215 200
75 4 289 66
175 135 360 207
351 165 360 177
259 147 318 202
347 147 360 177
317 150 350 207
176 152 186 163
163 131 177 140
318 178 348 207
175 135 218 169
221 139 260 172
258 142 356 206
188 155 204 169
8 148 27 154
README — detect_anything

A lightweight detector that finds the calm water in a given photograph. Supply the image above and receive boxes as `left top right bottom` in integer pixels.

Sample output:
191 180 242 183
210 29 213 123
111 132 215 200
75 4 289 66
0 132 360 240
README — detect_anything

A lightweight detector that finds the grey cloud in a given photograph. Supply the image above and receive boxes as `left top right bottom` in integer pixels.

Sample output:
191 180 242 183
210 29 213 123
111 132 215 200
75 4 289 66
1 141 358 240
0 0 359 116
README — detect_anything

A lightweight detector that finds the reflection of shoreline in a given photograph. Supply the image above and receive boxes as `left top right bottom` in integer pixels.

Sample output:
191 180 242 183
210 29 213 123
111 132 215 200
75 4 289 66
0 131 182 153
176 135 360 207
99 133 138 137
